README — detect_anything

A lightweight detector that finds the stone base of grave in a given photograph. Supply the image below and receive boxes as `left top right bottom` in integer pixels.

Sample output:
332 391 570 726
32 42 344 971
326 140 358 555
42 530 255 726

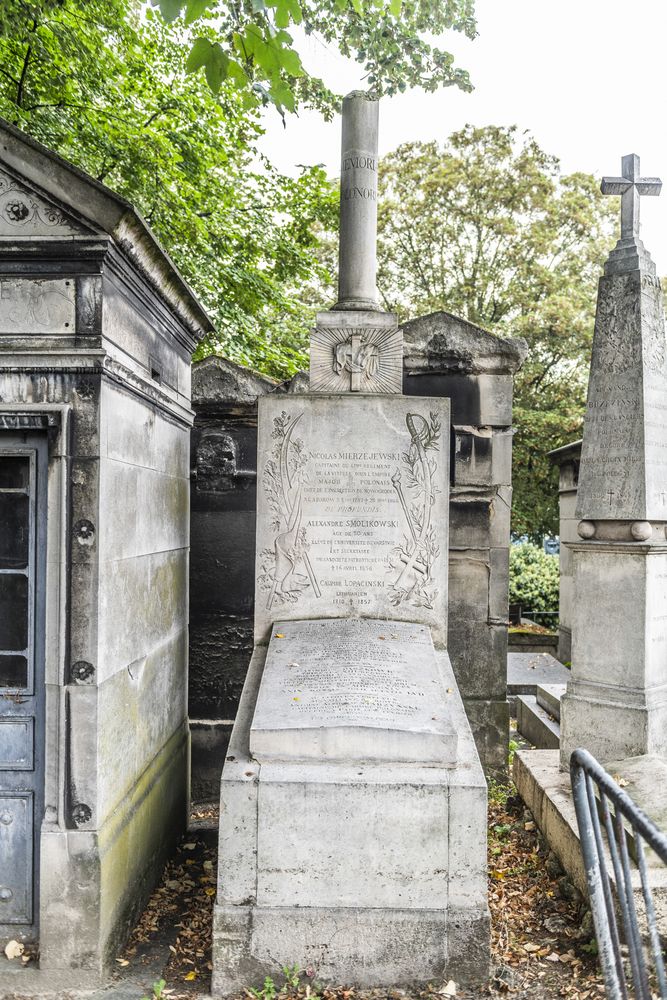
513 749 667 922
212 639 489 994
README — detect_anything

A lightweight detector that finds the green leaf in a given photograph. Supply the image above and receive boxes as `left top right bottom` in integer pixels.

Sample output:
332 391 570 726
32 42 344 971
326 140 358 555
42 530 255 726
277 46 303 77
204 42 229 93
351 0 363 14
158 0 186 22
389 0 401 15
184 0 214 24
252 0 266 10
185 36 212 73
274 0 290 28
270 81 295 113
287 0 303 23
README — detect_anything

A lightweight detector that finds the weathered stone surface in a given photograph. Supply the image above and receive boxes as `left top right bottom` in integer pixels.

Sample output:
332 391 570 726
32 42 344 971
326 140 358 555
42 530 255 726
576 269 667 521
536 683 566 721
463 699 508 781
561 542 667 764
0 277 76 334
514 749 667 925
192 354 276 408
250 619 457 764
190 304 523 779
508 652 570 701
0 117 209 982
402 311 527 376
214 644 489 992
516 695 560 749
334 91 381 312
311 309 401 393
255 393 450 646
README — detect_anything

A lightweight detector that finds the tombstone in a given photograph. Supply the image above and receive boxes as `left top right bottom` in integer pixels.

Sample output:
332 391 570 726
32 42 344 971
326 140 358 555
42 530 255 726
212 94 489 992
190 310 526 792
0 118 210 985
560 154 667 764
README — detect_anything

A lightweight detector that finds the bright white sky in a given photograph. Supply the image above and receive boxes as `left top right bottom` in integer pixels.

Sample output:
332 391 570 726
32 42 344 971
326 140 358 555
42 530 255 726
259 0 667 274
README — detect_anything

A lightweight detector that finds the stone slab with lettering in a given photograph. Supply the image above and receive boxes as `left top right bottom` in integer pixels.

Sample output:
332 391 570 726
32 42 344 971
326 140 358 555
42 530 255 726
250 618 457 764
255 393 450 645
310 310 402 393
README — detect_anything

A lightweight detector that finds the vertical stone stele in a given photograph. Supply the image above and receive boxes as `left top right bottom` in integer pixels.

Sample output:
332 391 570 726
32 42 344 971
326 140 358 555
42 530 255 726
560 153 667 764
212 92 489 993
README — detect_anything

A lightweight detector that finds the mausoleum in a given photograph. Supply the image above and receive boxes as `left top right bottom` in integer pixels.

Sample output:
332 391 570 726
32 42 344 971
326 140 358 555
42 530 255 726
0 118 211 986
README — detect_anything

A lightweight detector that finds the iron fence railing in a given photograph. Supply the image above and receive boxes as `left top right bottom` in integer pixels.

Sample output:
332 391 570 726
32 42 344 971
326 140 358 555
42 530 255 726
570 748 667 1000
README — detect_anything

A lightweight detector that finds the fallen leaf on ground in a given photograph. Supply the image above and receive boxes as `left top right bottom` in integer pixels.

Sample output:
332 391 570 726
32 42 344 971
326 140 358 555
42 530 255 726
4 940 24 961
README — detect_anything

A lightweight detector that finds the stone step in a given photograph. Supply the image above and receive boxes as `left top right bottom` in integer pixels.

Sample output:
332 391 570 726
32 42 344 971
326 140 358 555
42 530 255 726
513 749 667 922
516 695 560 750
507 653 571 720
536 683 566 722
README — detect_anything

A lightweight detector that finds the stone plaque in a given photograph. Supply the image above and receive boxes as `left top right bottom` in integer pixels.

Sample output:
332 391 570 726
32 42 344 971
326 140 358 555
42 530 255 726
250 618 457 764
310 310 402 393
576 270 667 520
0 278 76 335
255 393 450 643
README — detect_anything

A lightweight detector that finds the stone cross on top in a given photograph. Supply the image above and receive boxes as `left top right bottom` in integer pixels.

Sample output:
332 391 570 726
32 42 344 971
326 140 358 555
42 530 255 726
601 154 662 241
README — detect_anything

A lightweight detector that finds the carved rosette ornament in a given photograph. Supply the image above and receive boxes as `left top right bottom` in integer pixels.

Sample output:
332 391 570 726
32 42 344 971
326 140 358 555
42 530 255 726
0 169 83 237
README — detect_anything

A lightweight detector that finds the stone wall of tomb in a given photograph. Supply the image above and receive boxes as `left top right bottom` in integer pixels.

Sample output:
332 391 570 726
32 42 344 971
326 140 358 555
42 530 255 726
189 313 526 783
0 118 210 979
548 440 582 664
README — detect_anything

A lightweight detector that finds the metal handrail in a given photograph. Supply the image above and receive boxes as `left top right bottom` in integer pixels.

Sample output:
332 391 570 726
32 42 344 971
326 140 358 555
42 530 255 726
570 748 667 1000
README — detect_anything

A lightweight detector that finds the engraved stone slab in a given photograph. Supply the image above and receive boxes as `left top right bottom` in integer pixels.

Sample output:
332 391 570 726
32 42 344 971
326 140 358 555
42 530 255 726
250 618 457 764
310 310 402 393
0 278 76 335
255 393 450 644
576 270 667 521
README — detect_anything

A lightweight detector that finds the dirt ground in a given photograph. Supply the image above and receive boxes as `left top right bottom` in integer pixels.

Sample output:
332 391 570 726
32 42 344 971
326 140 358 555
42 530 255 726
100 784 606 1000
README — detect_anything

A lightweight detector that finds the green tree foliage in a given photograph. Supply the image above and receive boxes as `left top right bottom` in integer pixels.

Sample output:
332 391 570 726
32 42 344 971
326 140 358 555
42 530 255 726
0 0 337 377
152 0 476 118
509 542 559 615
376 126 616 537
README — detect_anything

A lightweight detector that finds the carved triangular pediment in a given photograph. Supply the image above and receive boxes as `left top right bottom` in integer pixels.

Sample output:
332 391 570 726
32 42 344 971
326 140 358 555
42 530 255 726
0 167 95 238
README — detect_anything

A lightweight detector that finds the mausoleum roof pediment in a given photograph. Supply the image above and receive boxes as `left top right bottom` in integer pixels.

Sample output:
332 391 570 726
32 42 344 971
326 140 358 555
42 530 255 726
192 354 277 406
402 309 527 376
0 166 97 239
0 116 213 340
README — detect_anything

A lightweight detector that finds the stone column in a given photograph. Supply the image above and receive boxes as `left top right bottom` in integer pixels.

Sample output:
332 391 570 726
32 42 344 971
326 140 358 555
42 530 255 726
334 90 380 311
560 183 667 766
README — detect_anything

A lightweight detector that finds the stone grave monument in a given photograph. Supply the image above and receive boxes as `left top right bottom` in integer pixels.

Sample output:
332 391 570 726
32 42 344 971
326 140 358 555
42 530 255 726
560 153 667 764
212 92 488 992
514 153 667 904
0 118 210 987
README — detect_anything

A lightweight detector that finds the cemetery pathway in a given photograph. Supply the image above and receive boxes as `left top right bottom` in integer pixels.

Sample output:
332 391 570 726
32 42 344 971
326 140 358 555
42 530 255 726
2 792 607 1000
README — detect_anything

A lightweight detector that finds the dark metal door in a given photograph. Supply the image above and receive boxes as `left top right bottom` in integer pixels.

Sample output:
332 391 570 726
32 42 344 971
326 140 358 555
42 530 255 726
0 434 46 941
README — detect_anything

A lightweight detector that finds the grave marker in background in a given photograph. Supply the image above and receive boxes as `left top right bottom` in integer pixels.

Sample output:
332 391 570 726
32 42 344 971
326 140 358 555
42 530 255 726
561 153 667 763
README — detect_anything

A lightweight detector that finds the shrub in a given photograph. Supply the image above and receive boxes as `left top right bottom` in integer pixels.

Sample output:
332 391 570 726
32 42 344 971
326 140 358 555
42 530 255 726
509 543 559 614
